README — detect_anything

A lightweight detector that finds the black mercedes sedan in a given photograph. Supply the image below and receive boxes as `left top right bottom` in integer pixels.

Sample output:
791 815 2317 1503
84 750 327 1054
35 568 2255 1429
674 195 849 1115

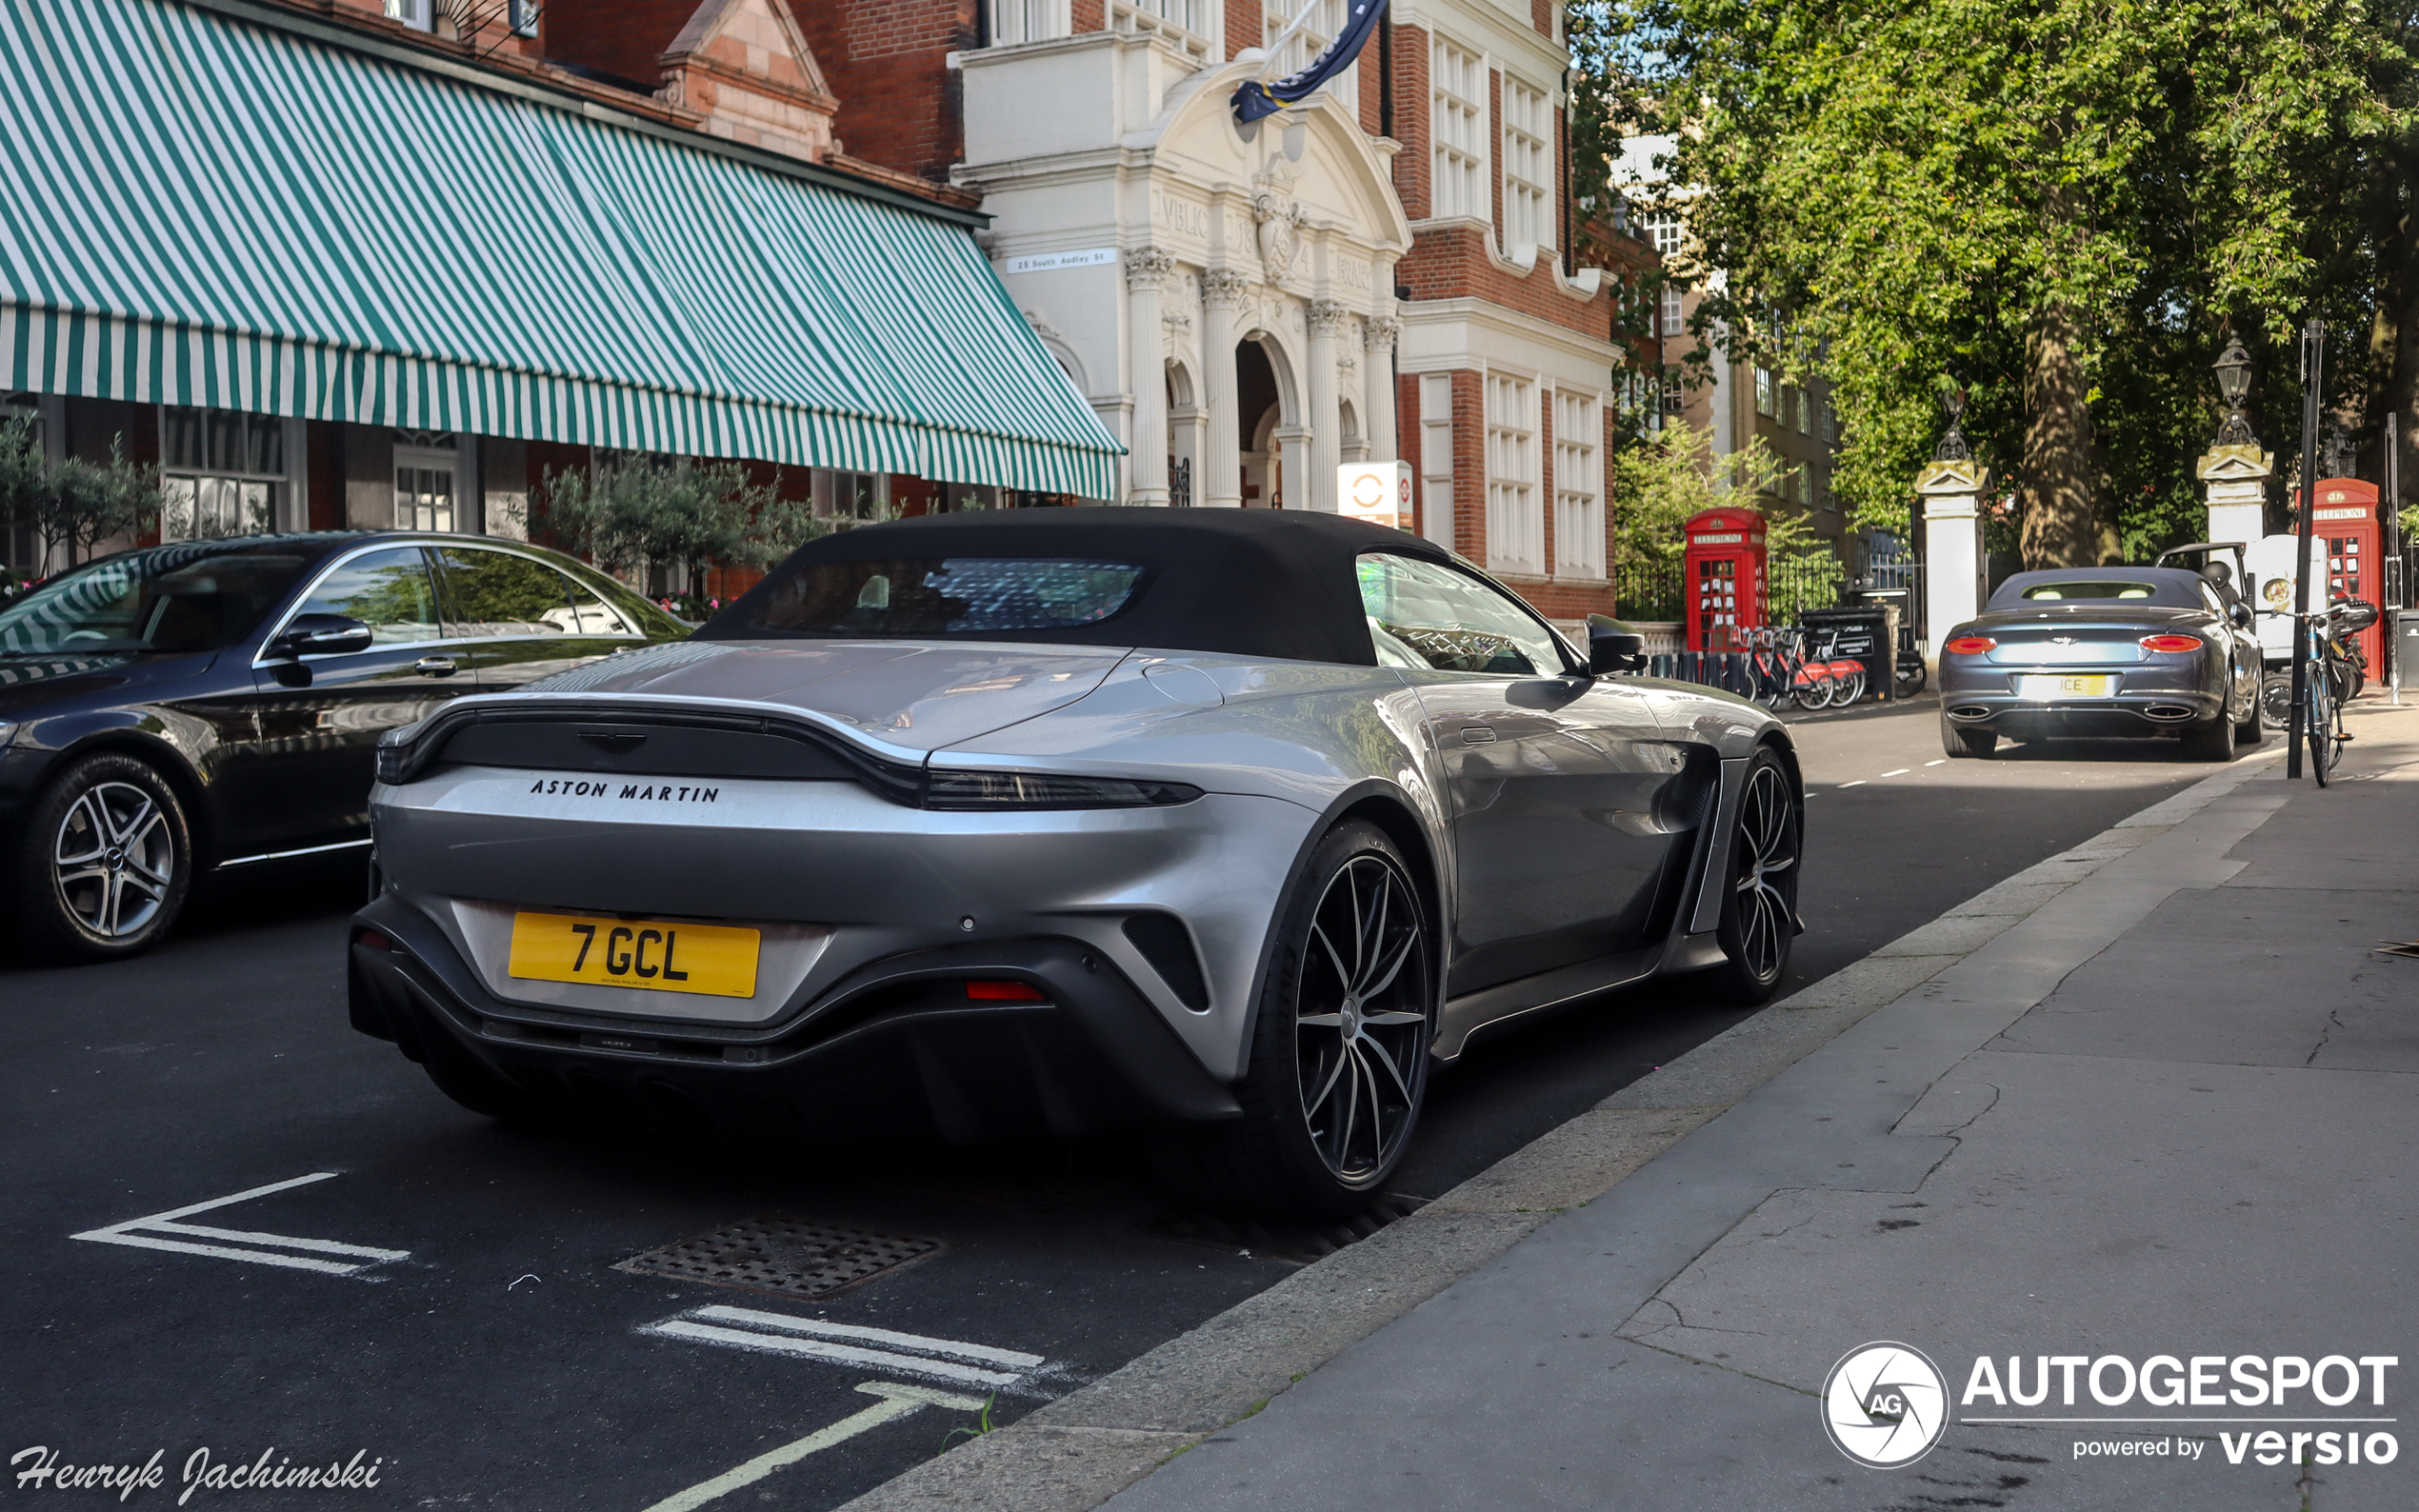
0 531 684 961
1936 566 2264 760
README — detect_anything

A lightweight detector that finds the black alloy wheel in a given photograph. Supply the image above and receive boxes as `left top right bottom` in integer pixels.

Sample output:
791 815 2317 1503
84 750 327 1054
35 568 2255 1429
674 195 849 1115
1151 820 1434 1221
2259 672 2294 730
1701 749 1801 1005
17 752 193 962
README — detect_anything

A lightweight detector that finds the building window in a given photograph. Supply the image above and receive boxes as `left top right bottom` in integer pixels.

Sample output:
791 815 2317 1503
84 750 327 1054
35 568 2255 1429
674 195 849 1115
990 0 1070 45
1796 386 1813 434
1635 210 1685 257
1754 368 1774 418
383 0 432 30
1113 0 1210 56
162 407 288 540
1661 372 1685 416
1267 1 1356 116
1554 391 1602 579
1431 40 1487 221
1501 79 1550 255
1660 286 1685 338
392 430 460 532
813 468 888 526
1485 374 1540 575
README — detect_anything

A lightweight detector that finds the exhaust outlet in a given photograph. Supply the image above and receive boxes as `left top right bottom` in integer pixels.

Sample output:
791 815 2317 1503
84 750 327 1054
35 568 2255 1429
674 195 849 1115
2145 705 2196 721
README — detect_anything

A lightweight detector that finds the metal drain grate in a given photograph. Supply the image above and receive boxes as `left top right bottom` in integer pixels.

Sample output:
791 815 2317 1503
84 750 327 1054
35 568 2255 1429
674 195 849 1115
616 1218 944 1301
1133 1191 1429 1265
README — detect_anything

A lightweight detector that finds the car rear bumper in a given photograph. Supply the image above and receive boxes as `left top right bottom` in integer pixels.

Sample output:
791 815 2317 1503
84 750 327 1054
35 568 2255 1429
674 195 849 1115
1937 688 2224 735
348 890 1242 1143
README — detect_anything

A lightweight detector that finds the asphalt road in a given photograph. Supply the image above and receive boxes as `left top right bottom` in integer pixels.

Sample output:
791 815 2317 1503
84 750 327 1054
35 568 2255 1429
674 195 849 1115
0 696 2237 1512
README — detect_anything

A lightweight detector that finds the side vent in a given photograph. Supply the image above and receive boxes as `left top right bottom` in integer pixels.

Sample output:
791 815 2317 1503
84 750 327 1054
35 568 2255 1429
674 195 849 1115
1122 913 1210 1012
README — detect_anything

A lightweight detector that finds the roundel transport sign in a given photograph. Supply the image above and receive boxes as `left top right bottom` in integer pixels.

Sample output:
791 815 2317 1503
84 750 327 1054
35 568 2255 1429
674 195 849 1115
1337 461 1411 529
1821 1343 1949 1467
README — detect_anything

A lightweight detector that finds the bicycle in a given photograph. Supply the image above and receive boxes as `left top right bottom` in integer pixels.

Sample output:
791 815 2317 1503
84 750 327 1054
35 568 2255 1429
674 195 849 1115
1797 627 1867 709
2267 607 2351 785
1739 626 1804 710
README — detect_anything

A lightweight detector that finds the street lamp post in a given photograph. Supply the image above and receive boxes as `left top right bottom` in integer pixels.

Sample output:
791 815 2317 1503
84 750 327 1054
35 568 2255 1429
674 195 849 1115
2196 334 2271 559
2288 320 2326 780
2214 337 2254 445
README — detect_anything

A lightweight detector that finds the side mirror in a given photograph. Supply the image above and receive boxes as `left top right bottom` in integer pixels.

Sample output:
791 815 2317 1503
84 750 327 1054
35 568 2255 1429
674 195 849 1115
2338 599 2380 633
264 612 373 662
1586 613 1648 675
2229 602 2253 628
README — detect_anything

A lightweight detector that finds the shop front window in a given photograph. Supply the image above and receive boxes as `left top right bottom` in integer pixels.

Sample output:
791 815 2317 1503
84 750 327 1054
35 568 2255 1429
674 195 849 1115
393 431 460 533
813 468 889 527
162 406 287 540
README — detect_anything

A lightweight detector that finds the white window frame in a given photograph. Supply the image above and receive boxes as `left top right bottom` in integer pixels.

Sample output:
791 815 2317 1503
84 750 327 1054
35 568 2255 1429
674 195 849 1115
393 433 461 534
1754 368 1774 418
1430 38 1488 223
990 0 1071 46
1485 372 1541 575
813 468 890 527
1553 391 1602 579
1266 1 1355 116
1659 286 1685 338
383 0 432 31
1419 373 1455 550
1500 76 1551 258
1112 0 1213 58
1635 209 1685 257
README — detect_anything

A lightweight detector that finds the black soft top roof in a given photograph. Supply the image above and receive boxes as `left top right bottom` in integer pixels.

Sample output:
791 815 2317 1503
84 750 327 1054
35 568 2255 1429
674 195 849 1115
698 507 1459 665
1987 566 2209 611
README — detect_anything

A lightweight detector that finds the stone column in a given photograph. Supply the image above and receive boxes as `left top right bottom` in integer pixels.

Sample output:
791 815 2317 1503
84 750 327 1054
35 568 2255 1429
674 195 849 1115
1124 248 1175 507
1916 458 1989 657
1273 425 1312 509
1306 298 1349 511
2195 442 2273 547
1199 269 1250 508
1363 316 1401 465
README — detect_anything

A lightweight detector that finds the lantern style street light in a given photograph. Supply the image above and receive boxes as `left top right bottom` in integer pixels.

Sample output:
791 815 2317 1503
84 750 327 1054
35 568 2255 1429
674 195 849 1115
2215 335 2257 446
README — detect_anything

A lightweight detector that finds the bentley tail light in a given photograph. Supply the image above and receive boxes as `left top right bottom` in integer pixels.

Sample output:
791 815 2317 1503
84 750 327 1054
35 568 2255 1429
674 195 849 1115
2138 634 2203 653
1943 636 1996 655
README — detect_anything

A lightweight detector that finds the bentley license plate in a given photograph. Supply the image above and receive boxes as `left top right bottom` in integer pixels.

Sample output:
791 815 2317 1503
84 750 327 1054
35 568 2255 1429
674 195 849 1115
2016 674 2117 699
507 911 759 998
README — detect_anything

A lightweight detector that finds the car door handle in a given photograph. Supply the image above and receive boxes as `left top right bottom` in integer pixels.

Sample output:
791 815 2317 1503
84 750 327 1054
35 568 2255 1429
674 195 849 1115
413 657 458 677
1459 725 1498 744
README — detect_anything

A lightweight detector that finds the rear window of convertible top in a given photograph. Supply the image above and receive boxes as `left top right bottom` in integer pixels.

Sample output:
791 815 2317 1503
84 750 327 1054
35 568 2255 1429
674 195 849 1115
2015 580 2159 601
730 558 1148 637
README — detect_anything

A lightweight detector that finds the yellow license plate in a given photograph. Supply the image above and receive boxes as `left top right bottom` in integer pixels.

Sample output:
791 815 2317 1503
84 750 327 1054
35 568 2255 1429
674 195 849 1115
507 911 759 998
2018 674 2116 698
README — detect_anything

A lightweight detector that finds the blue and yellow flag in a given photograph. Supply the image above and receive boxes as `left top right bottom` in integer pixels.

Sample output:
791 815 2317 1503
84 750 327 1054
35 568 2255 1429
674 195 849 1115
1232 0 1389 124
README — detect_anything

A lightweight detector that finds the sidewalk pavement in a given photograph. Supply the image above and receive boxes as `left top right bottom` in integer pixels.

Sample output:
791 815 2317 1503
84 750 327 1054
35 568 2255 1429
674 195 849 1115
1102 703 2419 1512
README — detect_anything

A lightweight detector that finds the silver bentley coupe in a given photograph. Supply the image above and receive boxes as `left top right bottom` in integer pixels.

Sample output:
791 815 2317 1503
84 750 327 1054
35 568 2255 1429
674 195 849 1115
1937 566 2264 761
349 510 1804 1217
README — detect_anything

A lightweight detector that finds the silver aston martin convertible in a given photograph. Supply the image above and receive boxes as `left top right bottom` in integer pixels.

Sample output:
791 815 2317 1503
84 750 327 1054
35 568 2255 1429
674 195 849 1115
349 510 1804 1217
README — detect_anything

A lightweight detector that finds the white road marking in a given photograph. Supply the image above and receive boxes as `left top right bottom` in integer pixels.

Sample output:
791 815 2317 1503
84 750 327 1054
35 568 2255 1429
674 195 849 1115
637 1382 984 1512
690 1306 1046 1369
641 1304 1047 1390
1925 759 1947 766
1838 781 1866 787
1880 768 1910 777
71 1172 408 1277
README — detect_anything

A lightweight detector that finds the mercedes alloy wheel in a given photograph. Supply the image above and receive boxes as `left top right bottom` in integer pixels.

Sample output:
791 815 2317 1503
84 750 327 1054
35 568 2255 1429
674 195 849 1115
19 753 192 961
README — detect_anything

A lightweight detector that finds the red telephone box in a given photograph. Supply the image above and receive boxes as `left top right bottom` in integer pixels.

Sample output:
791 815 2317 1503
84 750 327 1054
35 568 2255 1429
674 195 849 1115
1683 507 1768 651
2309 478 2385 670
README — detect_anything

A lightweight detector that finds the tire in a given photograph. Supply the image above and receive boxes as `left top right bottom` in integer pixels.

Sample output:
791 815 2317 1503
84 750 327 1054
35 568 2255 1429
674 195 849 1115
1697 749 1801 1005
1895 658 1928 697
1151 821 1434 1222
14 752 193 962
2179 708 2236 763
1795 673 1832 711
1941 720 1996 758
1835 666 1869 705
2259 672 2293 729
2308 678 2338 786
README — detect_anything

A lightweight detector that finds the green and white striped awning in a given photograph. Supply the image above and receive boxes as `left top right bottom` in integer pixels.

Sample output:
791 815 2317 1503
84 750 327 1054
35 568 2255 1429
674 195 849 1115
0 0 1122 497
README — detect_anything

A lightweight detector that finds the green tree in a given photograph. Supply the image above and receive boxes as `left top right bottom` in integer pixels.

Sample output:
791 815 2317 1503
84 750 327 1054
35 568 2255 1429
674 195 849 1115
1611 424 1840 618
537 455 823 591
0 413 162 567
1595 0 2397 566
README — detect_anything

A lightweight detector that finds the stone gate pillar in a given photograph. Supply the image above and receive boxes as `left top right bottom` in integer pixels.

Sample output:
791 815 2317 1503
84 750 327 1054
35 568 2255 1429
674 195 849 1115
2196 444 2272 548
1917 458 1989 656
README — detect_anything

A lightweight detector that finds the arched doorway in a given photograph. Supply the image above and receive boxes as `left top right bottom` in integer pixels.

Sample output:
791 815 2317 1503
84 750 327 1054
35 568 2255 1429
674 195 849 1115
1236 338 1281 507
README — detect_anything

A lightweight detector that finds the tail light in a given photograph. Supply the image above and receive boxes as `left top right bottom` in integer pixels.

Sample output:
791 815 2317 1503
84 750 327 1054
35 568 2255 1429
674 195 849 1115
2138 634 2203 653
1943 636 1996 655
965 980 1048 1002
